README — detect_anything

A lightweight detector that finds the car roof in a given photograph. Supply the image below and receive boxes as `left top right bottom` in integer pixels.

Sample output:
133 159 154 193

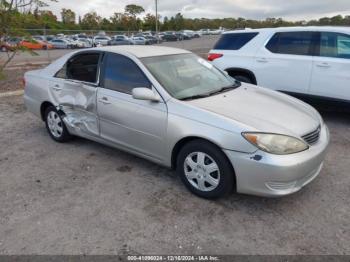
223 26 350 34
94 45 191 58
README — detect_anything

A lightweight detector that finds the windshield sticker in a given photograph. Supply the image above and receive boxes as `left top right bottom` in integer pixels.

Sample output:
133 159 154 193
198 58 213 69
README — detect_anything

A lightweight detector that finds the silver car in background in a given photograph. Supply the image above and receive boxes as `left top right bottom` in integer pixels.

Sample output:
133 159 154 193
93 36 111 46
23 46 329 199
49 39 73 49
131 37 147 45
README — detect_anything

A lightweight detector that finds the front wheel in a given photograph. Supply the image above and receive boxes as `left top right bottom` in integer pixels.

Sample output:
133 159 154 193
176 140 235 199
45 106 72 142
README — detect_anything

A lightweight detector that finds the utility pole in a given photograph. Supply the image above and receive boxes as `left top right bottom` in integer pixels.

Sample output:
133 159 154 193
155 0 159 43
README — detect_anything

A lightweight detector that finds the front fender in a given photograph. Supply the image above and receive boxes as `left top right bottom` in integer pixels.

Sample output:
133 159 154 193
164 112 258 167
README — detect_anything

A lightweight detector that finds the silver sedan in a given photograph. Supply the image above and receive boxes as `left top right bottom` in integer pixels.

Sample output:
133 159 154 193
23 46 329 199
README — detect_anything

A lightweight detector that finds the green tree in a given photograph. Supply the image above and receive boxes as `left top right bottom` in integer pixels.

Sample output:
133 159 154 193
100 18 112 31
143 13 156 30
81 11 101 30
124 4 144 31
124 4 144 17
61 8 75 24
173 13 184 31
0 0 57 78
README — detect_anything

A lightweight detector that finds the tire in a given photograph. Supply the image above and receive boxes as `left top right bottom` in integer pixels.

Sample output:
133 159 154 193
1 46 8 52
176 140 235 199
232 75 253 84
44 106 72 143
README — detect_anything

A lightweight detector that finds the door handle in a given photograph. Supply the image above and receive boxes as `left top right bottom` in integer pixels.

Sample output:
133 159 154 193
316 62 331 68
257 58 268 63
52 84 62 91
99 97 111 105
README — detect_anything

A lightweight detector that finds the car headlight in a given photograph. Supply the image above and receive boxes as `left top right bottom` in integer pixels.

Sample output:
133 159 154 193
242 132 309 155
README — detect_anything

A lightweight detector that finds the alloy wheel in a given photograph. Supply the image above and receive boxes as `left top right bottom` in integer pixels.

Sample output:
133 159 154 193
47 111 63 138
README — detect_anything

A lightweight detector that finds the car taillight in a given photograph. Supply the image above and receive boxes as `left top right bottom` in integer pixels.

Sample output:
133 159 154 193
208 53 223 61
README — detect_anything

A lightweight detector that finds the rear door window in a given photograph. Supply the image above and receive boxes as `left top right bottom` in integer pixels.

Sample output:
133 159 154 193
213 33 259 50
55 52 101 83
266 31 317 56
319 32 350 59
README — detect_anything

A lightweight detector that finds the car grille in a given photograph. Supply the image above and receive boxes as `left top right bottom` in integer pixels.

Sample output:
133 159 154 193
302 126 321 145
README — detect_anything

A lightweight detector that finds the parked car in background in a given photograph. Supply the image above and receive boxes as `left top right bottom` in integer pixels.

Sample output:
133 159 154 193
93 36 111 46
142 32 154 37
209 26 350 103
182 30 195 39
24 46 329 199
66 38 85 49
199 29 211 35
0 41 15 52
1 37 20 52
158 32 165 40
108 35 134 46
131 37 148 45
49 39 73 49
209 29 223 35
46 35 55 42
176 32 190 40
193 31 202 38
19 39 53 50
77 38 93 48
135 33 146 38
144 35 159 44
162 32 178 42
77 34 88 39
33 35 47 42
7 37 21 46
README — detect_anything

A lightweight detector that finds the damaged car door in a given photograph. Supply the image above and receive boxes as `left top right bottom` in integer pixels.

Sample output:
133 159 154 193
51 51 102 137
97 52 168 162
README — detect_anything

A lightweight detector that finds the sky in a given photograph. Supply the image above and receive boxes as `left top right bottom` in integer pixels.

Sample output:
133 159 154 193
47 0 350 21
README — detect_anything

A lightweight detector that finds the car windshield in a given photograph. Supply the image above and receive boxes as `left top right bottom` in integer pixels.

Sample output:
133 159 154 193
141 53 239 100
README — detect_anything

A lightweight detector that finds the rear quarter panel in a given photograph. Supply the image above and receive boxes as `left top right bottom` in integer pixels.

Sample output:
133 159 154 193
211 31 271 74
24 70 53 119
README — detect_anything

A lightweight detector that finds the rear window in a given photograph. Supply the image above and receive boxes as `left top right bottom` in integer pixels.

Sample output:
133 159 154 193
213 33 259 50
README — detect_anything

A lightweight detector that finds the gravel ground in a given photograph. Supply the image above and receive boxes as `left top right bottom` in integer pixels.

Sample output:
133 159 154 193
0 69 27 93
0 95 349 255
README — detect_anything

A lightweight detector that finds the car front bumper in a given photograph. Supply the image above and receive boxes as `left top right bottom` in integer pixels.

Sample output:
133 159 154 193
224 124 330 197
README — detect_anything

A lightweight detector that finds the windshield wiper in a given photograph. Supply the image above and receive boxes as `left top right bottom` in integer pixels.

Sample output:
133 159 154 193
179 93 211 101
179 81 241 101
207 81 241 97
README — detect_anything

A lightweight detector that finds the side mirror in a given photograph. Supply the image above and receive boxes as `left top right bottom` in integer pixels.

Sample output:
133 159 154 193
132 87 160 102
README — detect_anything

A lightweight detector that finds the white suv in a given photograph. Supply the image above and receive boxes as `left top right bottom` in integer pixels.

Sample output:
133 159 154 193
209 27 350 102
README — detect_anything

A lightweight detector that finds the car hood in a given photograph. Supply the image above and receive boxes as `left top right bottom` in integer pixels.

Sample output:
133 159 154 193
186 85 321 137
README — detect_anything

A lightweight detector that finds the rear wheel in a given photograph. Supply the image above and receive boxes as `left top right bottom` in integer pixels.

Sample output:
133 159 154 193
176 140 235 199
1 46 8 52
44 106 72 142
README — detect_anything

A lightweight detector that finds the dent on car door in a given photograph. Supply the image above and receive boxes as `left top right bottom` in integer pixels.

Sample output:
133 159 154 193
97 53 167 161
49 52 102 137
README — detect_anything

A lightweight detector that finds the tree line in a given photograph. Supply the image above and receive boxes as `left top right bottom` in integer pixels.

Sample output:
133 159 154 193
2 2 350 35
